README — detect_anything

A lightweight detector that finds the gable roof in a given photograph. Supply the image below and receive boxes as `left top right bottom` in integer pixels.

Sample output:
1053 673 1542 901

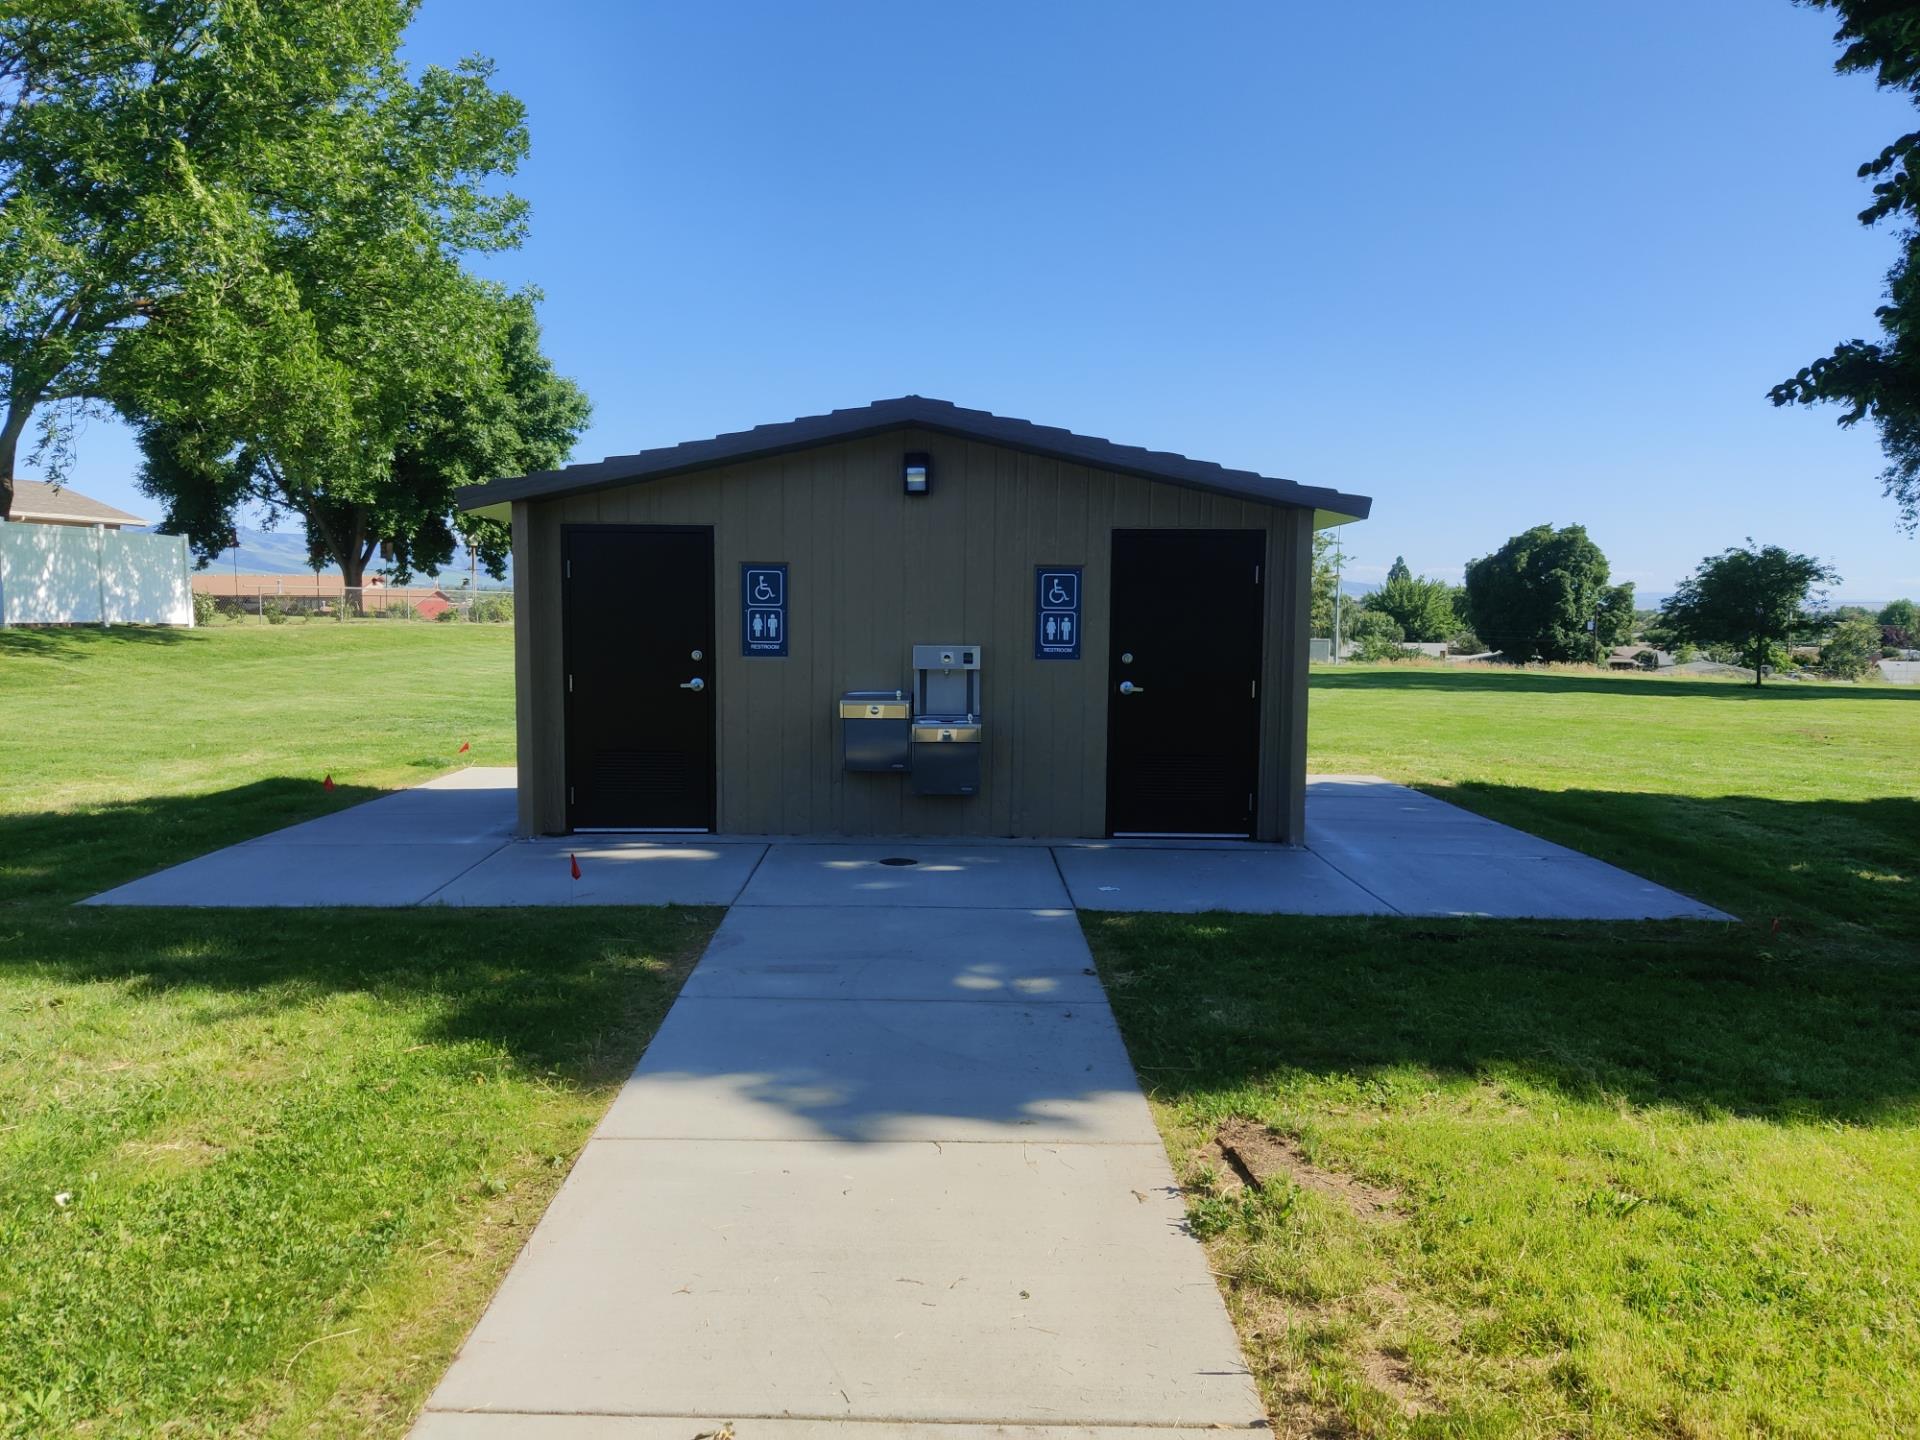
4 479 150 527
456 396 1371 527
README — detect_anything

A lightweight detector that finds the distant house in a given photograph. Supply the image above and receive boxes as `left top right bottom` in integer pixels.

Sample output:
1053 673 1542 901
1879 660 1920 686
1607 645 1675 671
191 572 377 599
3 480 151 529
190 570 454 617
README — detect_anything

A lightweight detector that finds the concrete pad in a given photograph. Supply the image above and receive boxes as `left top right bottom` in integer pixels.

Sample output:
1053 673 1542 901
1310 815 1578 861
426 841 766 908
1058 845 1392 915
1303 775 1730 919
416 766 518 790
424 1138 1259 1428
685 905 1105 1002
736 844 1070 909
84 841 493 908
248 787 517 847
600 996 1147 1142
1307 772 1439 800
1333 850 1730 920
414 1417 1247 1439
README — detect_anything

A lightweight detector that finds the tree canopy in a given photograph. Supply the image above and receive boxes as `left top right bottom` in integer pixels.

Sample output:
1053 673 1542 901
0 0 416 517
100 23 576 589
135 287 588 586
1880 596 1919 645
1658 541 1839 686
1768 0 1920 530
1461 524 1625 662
1365 555 1456 642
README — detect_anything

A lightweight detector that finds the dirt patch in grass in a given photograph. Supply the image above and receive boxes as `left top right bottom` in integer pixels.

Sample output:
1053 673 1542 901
1211 1119 1401 1219
1230 1283 1442 1438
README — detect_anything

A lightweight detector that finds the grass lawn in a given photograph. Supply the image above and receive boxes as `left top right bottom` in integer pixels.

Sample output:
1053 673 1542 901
0 625 720 1438
1089 666 1920 1438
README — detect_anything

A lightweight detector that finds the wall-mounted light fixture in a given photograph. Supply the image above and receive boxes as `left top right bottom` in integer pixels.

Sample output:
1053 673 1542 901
903 452 931 496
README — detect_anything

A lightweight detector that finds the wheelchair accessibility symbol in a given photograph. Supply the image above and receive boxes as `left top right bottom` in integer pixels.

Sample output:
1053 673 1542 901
747 569 783 606
1040 572 1077 609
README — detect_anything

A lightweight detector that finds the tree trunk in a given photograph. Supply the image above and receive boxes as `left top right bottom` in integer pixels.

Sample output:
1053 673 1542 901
0 400 32 519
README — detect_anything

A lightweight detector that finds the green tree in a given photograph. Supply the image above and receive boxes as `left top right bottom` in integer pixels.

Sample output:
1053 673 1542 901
1880 596 1919 645
136 289 587 587
1310 530 1338 637
1821 614 1883 678
1349 610 1409 661
0 1 412 519
1768 2 1920 530
1659 541 1839 687
113 44 556 591
1462 524 1616 662
1365 555 1456 642
1596 582 1637 647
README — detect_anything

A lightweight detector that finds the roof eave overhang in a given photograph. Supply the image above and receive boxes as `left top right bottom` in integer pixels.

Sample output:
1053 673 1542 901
456 411 1372 524
6 509 150 527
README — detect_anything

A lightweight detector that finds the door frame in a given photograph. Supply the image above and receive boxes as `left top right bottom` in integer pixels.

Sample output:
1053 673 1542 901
1103 527 1267 838
560 523 717 833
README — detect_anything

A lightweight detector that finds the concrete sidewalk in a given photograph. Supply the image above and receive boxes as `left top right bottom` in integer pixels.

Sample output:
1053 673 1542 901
410 901 1264 1437
82 767 1729 921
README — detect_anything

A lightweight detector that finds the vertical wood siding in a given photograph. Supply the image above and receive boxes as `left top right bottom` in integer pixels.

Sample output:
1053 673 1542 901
517 428 1315 841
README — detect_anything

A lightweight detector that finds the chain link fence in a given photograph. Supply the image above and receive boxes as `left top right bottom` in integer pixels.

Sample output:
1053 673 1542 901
193 584 515 626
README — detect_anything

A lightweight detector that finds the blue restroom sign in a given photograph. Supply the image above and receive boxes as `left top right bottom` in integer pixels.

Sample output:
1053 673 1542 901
1034 565 1081 659
741 563 789 656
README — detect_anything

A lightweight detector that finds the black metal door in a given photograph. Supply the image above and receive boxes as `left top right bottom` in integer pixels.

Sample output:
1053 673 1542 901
1106 529 1264 836
563 526 715 831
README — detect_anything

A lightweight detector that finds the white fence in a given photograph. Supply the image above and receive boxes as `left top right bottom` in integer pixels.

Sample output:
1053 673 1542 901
0 520 194 627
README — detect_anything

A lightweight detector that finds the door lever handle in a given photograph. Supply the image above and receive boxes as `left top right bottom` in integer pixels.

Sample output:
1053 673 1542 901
1118 680 1145 695
679 677 706 691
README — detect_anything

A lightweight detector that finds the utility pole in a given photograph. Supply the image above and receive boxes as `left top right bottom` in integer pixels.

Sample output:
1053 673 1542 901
1331 531 1346 665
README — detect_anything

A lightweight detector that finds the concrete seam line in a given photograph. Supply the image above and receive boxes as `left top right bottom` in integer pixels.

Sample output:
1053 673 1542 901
723 842 774 906
410 837 515 907
1296 842 1403 915
1044 843 1077 906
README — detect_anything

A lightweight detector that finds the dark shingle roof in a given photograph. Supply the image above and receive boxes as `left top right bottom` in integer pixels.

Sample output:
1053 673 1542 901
456 396 1370 525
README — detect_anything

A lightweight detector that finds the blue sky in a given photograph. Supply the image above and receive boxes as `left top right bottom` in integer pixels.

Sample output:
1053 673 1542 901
63 0 1920 599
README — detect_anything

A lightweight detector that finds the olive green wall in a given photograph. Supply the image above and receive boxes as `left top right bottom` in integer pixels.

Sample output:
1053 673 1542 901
511 426 1313 841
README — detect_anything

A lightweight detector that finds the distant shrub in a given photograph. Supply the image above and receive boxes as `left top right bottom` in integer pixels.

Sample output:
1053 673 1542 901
261 595 289 625
379 599 415 620
191 591 216 627
1447 628 1482 655
435 606 461 622
1633 648 1660 671
1820 616 1881 681
469 593 513 624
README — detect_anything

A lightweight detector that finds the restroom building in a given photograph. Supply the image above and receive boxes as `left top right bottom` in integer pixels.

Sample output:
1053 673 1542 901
456 397 1370 843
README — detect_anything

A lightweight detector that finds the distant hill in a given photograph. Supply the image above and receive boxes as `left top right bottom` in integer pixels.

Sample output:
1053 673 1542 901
151 526 511 584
